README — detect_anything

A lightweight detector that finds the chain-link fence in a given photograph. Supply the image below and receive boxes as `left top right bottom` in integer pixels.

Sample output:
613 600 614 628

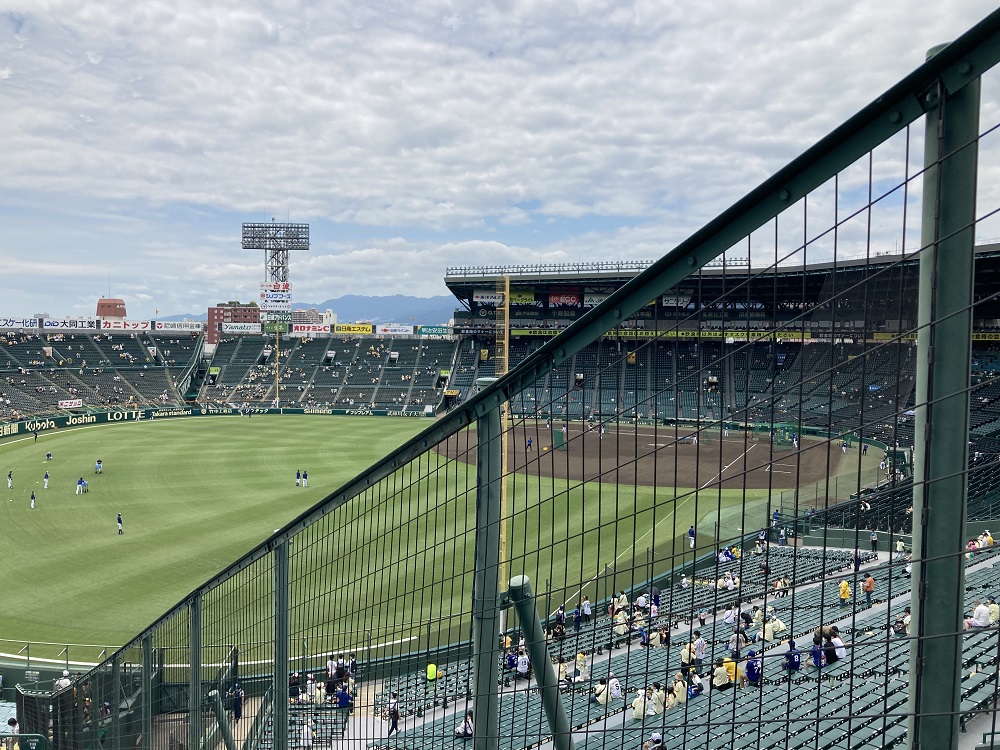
14 9 1000 750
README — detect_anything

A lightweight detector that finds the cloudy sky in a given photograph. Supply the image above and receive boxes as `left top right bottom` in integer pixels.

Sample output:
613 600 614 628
1 1 998 320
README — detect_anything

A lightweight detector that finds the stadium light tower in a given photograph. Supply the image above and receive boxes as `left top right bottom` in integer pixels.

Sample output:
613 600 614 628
242 220 310 282
242 220 310 408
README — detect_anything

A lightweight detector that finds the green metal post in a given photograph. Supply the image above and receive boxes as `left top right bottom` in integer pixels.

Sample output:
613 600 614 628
273 541 290 750
207 690 237 750
142 636 153 750
508 575 575 750
111 654 121 750
472 377 502 750
908 44 980 750
189 595 202 750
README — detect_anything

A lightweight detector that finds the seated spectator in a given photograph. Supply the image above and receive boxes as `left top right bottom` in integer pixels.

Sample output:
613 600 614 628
966 599 992 630
643 731 664 750
454 710 474 739
784 641 802 673
711 659 733 691
591 678 609 705
808 636 826 669
744 650 762 687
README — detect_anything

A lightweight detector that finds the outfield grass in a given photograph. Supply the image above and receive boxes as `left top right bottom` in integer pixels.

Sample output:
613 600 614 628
0 414 778 665
0 415 429 653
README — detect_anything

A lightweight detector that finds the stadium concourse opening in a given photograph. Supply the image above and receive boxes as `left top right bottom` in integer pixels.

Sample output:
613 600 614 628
440 421 851 492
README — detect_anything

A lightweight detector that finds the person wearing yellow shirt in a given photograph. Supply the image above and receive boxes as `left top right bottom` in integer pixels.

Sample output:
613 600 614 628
838 579 851 607
722 656 747 687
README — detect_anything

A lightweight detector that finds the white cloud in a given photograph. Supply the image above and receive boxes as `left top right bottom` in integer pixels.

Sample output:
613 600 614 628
0 0 998 319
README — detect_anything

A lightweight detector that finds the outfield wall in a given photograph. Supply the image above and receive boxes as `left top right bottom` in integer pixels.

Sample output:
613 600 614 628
0 405 432 442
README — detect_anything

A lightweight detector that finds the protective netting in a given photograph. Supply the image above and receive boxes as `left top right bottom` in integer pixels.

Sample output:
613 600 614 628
14 12 1000 750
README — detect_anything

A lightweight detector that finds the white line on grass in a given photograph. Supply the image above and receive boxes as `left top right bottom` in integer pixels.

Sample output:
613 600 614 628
699 443 756 490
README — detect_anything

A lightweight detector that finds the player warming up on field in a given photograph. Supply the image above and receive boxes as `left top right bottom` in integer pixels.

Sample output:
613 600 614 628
117 513 124 535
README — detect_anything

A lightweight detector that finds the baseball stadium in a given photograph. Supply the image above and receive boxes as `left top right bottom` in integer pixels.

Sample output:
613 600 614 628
6 11 1000 750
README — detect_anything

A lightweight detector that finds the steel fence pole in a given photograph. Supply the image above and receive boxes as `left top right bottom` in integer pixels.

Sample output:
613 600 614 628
142 636 152 750
472 377 502 750
508 575 574 750
188 596 202 750
908 43 980 750
274 541 290 750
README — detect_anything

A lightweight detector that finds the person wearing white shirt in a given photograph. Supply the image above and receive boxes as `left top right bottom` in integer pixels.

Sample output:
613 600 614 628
54 670 71 691
966 599 992 630
516 651 530 680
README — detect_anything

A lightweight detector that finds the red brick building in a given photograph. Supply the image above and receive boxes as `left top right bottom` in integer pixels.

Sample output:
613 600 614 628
206 301 260 345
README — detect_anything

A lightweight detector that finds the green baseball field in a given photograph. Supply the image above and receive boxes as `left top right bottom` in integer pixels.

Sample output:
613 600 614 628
1 414 847 664
0 415 430 657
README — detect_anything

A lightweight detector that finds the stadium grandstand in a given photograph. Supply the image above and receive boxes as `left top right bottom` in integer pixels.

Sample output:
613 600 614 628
6 11 1000 750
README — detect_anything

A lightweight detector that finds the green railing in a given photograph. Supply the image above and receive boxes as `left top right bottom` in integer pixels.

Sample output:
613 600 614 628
13 10 1000 750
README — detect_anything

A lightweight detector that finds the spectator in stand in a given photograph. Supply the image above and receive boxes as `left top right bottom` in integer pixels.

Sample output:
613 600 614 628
808 636 826 670
711 659 733 691
679 641 695 673
454 710 474 739
863 573 876 607
838 579 851 607
784 641 802 674
591 678 609 705
966 599 991 630
830 626 849 660
643 731 664 750
744 650 762 687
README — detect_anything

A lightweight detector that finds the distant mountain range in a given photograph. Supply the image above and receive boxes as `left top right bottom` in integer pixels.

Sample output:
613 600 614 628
160 294 457 325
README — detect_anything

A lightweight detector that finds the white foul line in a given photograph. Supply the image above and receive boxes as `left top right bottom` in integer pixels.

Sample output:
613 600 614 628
699 443 756 490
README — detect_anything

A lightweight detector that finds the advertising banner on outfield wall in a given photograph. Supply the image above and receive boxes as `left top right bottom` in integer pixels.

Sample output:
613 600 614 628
0 318 38 329
153 321 204 332
222 323 262 334
376 324 414 335
509 290 537 305
473 289 504 306
583 294 609 308
101 320 152 331
0 405 431 441
334 323 374 335
548 292 580 306
660 294 692 307
42 318 97 330
417 326 451 336
291 324 331 336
